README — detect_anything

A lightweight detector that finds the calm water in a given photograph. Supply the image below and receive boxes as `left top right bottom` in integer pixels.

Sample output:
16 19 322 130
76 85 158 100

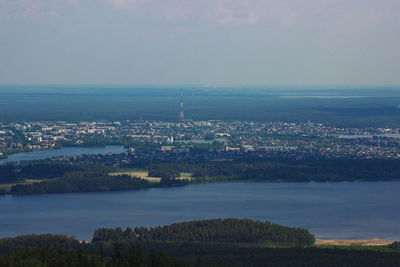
0 145 126 164
1 182 400 240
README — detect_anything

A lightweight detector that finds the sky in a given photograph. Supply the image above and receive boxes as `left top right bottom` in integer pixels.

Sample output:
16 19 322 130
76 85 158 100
0 0 399 87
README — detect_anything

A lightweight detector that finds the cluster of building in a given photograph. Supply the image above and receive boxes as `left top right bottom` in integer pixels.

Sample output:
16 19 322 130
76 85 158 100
1 120 400 159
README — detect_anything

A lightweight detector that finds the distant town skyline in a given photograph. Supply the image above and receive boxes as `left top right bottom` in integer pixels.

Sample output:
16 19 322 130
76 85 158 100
0 0 399 86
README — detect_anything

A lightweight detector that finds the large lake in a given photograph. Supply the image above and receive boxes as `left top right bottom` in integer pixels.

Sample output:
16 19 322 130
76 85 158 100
1 182 399 241
0 145 126 164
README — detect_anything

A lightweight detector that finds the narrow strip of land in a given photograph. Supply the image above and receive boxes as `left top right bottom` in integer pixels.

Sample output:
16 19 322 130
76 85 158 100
316 238 391 246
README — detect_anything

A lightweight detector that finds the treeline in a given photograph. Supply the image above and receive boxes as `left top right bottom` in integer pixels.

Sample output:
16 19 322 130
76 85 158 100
0 248 104 267
93 219 314 247
149 168 180 179
0 246 187 267
8 171 188 195
0 234 80 255
10 172 151 195
0 164 21 183
3 157 400 195
0 161 113 184
3 243 400 267
139 242 400 267
1 230 400 266
147 159 400 182
3 158 400 187
389 241 400 249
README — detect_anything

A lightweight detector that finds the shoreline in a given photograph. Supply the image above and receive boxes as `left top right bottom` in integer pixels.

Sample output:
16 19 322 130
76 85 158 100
4 179 400 196
0 144 125 165
315 238 392 246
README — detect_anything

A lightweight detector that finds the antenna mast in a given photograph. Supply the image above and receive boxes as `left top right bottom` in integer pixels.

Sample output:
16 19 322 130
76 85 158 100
179 90 185 122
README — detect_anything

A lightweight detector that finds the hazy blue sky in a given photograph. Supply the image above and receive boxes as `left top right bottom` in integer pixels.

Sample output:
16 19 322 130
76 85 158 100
0 0 399 86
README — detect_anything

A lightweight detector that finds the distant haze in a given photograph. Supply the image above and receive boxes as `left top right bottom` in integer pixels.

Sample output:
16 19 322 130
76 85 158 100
0 0 399 86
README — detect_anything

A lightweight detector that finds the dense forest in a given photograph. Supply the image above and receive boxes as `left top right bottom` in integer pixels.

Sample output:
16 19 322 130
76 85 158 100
147 159 400 182
0 219 399 266
138 243 400 267
10 172 151 195
8 171 188 195
389 241 400 249
0 234 81 254
3 243 400 267
92 219 315 247
0 161 112 184
3 158 400 196
1 87 400 128
0 247 187 267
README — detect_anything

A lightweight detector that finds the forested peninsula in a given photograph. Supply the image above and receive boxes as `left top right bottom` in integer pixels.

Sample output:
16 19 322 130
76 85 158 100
2 158 400 195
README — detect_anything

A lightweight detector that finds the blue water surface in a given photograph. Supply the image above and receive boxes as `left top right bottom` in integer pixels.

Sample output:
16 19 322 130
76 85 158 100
0 145 126 164
1 182 399 240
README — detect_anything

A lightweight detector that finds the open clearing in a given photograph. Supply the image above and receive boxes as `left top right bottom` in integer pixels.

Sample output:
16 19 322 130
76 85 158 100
110 171 161 182
315 238 391 246
110 170 192 183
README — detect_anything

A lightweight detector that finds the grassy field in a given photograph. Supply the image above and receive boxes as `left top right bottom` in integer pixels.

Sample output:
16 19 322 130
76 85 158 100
315 239 391 246
110 170 161 182
110 169 192 183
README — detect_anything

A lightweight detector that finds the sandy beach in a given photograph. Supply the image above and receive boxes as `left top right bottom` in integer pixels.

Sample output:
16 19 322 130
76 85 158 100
315 238 391 246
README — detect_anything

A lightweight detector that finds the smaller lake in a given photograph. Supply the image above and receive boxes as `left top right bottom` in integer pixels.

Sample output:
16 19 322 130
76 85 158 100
0 145 126 164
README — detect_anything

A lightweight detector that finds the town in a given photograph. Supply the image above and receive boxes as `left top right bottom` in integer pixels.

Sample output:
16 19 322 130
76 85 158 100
1 120 400 162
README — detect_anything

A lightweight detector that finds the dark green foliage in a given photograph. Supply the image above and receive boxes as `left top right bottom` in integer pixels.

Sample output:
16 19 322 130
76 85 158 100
169 159 400 182
0 248 102 267
92 219 315 247
389 241 400 249
1 243 400 267
142 242 400 267
148 164 185 179
0 235 187 266
0 234 81 255
2 87 400 128
148 169 180 179
10 172 151 195
93 227 137 242
1 225 400 267
0 164 20 183
19 162 84 180
0 161 112 184
0 247 187 267
159 178 188 187
4 158 400 192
